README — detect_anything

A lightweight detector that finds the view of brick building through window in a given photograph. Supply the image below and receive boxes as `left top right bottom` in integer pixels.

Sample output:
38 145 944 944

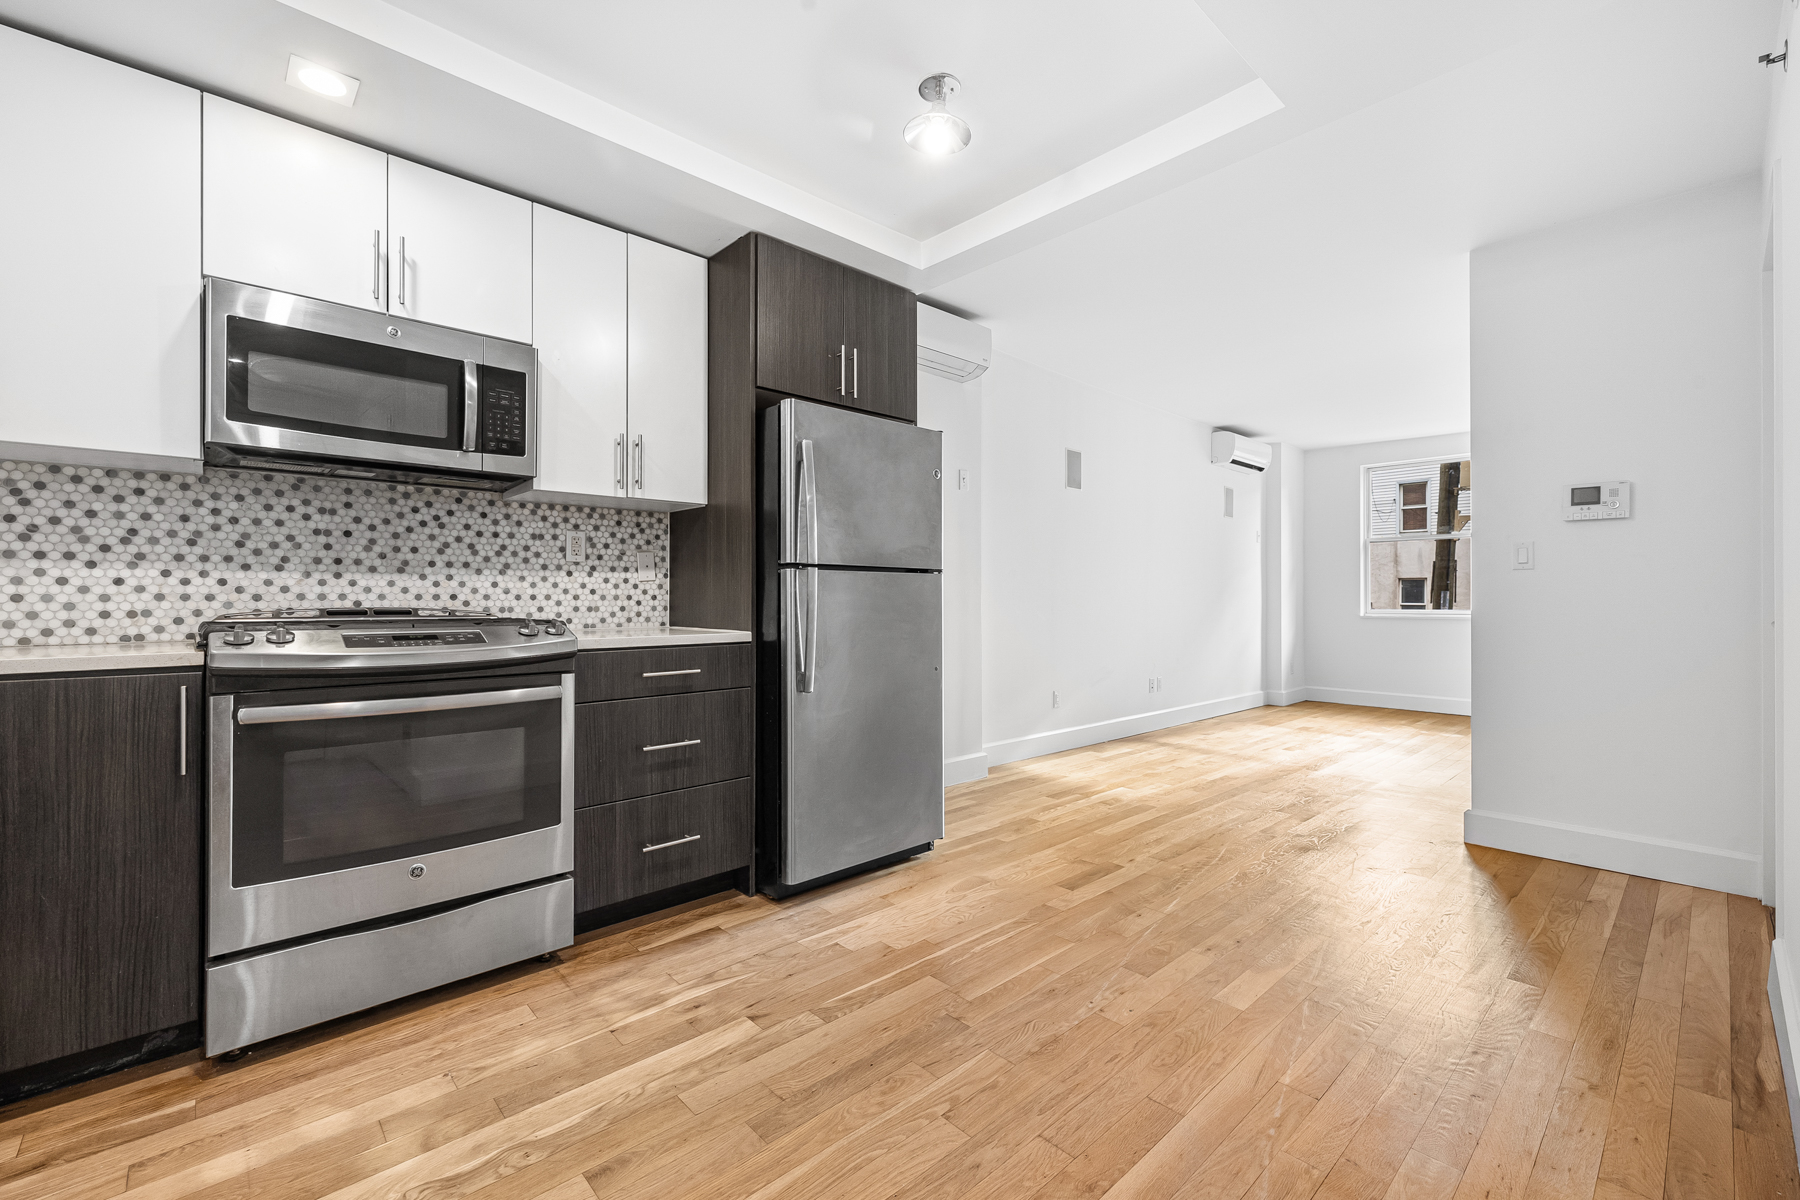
1366 457 1471 612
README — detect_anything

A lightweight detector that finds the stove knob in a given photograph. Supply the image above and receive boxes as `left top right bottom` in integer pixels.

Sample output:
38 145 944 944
220 625 256 647
544 620 567 636
516 622 540 637
266 625 295 646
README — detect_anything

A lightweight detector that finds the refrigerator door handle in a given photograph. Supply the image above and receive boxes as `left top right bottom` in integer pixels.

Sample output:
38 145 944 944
796 566 819 693
796 437 819 563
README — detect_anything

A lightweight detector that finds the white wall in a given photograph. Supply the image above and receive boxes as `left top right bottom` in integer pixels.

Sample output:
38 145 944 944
1302 434 1472 714
916 370 986 785
980 352 1266 766
1261 443 1305 707
1467 176 1764 897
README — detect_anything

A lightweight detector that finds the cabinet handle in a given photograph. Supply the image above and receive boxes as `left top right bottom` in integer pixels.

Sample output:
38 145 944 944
633 434 645 492
178 684 187 776
642 668 702 678
852 347 859 399
642 738 701 752
615 434 626 493
372 230 382 302
397 235 407 305
642 834 700 853
838 345 847 396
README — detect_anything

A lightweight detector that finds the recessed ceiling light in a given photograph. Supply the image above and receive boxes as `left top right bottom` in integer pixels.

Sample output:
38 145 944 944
904 74 971 157
285 54 360 106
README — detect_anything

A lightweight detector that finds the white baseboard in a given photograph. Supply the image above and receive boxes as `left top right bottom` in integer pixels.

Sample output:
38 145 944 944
1305 686 1470 716
944 752 989 786
1771 941 1800 1164
983 691 1267 768
1263 688 1308 707
1463 808 1761 896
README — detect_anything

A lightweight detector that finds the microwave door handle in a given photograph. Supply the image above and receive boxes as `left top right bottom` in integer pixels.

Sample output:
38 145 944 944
462 361 479 453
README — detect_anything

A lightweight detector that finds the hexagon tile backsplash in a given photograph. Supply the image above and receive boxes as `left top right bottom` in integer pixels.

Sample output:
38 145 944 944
1 460 670 647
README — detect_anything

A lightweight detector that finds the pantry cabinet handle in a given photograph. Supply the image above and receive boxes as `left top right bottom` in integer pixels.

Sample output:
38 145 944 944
615 434 626 493
633 434 645 492
642 738 701 752
852 347 859 399
838 344 847 395
642 668 702 677
372 230 382 301
642 834 700 853
179 684 188 776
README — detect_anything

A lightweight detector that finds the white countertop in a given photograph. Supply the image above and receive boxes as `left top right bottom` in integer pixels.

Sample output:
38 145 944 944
0 626 751 675
0 641 205 676
574 625 751 650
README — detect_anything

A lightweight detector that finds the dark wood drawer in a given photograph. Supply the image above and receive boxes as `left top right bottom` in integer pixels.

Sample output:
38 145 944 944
574 643 753 703
576 688 752 807
574 779 753 911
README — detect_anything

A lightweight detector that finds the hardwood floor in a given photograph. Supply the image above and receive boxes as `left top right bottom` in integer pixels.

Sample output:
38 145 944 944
1 701 1794 1200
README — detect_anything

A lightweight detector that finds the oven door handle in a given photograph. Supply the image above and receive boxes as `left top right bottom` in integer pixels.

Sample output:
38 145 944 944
236 685 563 725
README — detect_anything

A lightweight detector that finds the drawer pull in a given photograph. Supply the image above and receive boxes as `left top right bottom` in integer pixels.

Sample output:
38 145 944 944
642 738 702 752
642 668 703 678
643 834 701 853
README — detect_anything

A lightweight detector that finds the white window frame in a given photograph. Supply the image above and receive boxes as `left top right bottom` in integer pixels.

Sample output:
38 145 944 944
1361 453 1471 619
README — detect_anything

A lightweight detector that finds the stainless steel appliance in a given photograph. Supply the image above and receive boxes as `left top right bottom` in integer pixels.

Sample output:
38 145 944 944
760 398 944 895
201 607 576 1056
204 278 536 489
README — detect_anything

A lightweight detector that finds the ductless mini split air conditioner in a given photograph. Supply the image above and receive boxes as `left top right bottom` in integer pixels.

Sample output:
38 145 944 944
1211 431 1272 475
917 303 991 382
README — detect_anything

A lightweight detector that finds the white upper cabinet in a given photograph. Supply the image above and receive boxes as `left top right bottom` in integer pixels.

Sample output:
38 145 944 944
508 206 628 507
627 236 708 508
0 26 203 473
202 96 387 312
388 159 533 343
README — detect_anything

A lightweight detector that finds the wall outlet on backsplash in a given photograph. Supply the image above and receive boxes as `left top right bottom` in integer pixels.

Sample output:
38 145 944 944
564 532 586 563
0 460 671 647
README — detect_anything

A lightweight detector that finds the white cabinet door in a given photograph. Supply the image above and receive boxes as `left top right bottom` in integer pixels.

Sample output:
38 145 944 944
202 95 387 311
388 158 532 342
506 206 627 507
0 26 203 472
627 236 707 508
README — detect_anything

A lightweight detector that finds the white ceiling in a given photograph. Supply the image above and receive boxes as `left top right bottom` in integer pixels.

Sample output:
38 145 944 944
929 0 1776 448
380 0 1260 242
0 0 1776 448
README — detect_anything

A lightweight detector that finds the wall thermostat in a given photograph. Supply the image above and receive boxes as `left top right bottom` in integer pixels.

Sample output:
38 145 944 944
1564 480 1631 521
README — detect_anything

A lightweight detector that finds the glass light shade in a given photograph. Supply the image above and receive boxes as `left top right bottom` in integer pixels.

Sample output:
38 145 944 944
296 66 349 97
904 105 971 156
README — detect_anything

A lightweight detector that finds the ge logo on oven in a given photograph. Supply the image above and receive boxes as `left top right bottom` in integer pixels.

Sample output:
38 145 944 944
408 864 426 879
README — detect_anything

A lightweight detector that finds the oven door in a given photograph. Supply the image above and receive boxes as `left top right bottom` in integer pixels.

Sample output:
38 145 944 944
205 277 490 475
209 672 574 956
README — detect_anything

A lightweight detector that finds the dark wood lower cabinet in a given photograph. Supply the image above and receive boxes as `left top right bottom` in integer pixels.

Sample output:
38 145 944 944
574 779 753 912
0 671 201 1088
576 688 752 806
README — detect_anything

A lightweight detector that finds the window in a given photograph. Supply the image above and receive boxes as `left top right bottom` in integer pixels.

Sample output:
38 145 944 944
1365 456 1471 614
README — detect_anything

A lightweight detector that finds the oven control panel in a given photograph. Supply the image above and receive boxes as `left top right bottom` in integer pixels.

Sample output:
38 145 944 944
340 631 487 648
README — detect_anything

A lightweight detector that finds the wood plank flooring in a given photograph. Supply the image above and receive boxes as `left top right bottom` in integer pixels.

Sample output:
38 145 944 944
2 701 1795 1200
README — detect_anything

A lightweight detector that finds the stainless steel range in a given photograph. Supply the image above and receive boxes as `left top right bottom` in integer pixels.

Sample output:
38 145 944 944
201 606 577 1057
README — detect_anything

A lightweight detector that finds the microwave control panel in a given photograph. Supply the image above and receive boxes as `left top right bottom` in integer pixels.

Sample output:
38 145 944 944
479 366 528 458
1564 480 1631 521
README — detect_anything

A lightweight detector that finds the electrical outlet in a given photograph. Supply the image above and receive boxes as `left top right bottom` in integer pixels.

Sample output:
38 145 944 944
1052 690 1060 709
959 469 969 491
635 551 656 581
1148 678 1156 694
1148 677 1163 693
563 532 585 563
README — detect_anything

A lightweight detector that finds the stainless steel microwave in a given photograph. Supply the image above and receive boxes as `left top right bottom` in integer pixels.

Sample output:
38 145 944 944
204 278 536 489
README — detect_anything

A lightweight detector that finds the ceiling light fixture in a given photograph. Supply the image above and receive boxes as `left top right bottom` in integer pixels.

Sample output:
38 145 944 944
904 74 970 156
285 54 361 106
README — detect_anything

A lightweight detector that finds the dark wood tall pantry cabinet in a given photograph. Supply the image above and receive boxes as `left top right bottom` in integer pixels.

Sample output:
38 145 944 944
671 234 917 631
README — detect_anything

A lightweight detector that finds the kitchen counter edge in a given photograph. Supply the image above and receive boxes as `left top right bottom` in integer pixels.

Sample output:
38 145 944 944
575 627 751 650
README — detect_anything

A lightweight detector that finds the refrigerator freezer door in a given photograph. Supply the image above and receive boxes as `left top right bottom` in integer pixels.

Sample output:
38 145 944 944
781 566 943 886
774 399 942 570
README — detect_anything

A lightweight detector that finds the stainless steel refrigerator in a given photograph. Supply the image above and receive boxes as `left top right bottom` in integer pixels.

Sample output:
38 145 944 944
759 397 944 896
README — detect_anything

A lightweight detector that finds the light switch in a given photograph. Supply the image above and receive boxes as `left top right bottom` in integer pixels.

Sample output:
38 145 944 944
959 469 969 491
1512 541 1534 570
